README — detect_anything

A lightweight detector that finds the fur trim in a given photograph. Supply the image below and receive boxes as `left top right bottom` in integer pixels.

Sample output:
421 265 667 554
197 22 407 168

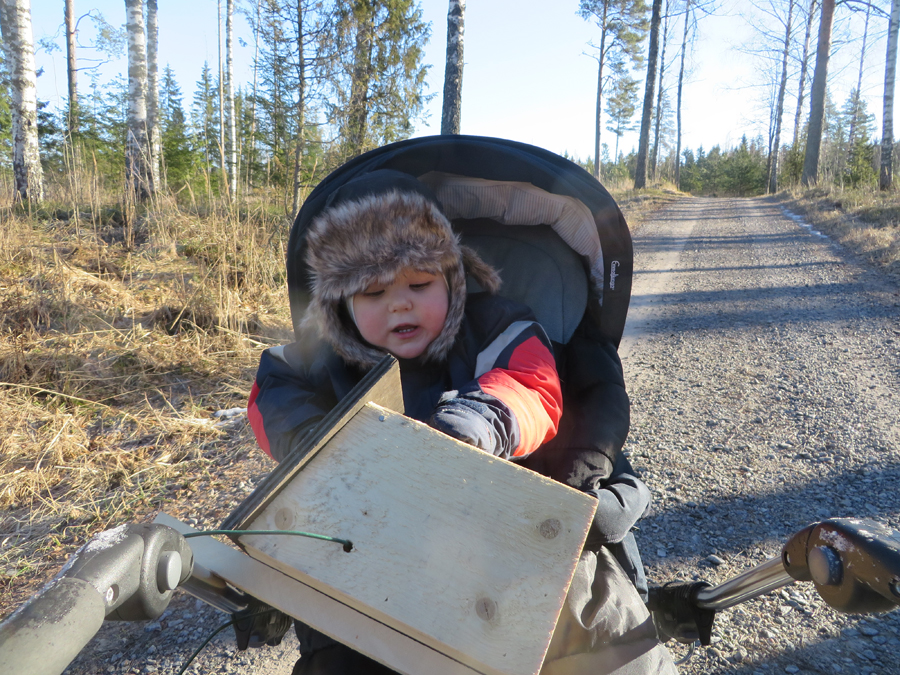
304 189 500 369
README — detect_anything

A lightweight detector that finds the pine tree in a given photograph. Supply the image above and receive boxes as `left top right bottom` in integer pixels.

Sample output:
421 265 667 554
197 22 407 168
579 0 649 179
191 62 221 184
329 0 432 160
160 65 194 189
842 90 875 186
604 71 640 160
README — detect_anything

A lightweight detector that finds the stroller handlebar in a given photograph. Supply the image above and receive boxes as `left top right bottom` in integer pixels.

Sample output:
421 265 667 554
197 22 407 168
782 517 900 614
0 523 193 675
650 517 900 645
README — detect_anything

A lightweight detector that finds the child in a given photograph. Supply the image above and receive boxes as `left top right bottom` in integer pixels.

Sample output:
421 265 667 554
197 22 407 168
248 170 675 674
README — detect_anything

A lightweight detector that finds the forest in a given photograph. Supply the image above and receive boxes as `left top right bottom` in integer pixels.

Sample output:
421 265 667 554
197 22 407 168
0 0 897 203
2 0 900 625
0 1 898 203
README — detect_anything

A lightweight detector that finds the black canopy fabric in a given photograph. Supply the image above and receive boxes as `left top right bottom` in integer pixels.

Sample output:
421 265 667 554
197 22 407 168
287 135 633 347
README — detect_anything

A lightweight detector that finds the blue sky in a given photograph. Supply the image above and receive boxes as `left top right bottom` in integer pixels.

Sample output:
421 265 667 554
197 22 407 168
31 1 887 163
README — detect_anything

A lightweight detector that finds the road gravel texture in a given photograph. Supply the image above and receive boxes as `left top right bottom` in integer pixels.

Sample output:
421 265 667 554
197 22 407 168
59 196 900 674
621 197 900 674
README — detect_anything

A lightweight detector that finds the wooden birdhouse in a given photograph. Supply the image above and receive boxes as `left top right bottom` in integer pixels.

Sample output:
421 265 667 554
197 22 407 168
215 355 597 675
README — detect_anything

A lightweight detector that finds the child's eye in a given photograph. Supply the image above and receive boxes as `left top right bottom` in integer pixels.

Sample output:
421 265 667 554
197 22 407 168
361 289 384 298
410 282 432 290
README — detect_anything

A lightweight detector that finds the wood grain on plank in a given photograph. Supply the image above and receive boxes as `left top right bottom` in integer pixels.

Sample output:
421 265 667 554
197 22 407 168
155 513 480 675
222 355 404 532
239 403 596 675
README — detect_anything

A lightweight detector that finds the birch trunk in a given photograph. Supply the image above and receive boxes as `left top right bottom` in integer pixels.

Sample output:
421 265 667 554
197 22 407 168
634 0 663 190
675 0 690 190
881 0 900 190
801 0 835 187
247 0 261 190
146 0 161 191
792 0 817 147
226 0 237 199
218 0 226 191
651 0 670 180
291 0 306 217
767 0 795 194
441 0 465 135
125 0 151 200
65 0 78 135
0 0 44 203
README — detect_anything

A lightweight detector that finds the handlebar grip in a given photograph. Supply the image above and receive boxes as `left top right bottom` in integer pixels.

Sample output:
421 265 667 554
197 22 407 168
0 577 106 675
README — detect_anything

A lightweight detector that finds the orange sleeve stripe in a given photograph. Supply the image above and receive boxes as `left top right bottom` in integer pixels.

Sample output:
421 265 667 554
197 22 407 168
247 381 273 459
477 335 563 457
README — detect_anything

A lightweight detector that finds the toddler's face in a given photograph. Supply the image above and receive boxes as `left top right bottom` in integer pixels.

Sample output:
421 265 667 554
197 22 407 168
351 268 449 360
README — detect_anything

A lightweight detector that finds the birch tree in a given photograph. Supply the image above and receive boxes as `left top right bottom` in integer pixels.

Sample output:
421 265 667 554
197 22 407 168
217 0 226 190
881 0 900 190
441 0 464 134
65 0 78 135
801 0 835 187
290 0 307 217
125 0 152 199
651 0 672 179
0 0 43 203
579 0 649 179
226 0 237 198
674 0 691 189
246 0 261 189
146 0 161 190
766 0 796 194
634 0 663 189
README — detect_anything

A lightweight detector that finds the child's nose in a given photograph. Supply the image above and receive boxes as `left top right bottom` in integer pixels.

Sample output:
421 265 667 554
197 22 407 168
388 293 413 312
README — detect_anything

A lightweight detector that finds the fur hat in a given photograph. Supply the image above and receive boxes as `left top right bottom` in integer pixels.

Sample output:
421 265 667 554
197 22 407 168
304 171 501 369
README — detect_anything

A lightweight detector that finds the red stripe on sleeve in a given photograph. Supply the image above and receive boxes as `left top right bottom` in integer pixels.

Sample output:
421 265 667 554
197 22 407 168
247 381 274 459
477 335 562 457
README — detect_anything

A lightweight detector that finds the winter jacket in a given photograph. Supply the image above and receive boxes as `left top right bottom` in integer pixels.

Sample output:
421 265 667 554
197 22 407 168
248 293 562 463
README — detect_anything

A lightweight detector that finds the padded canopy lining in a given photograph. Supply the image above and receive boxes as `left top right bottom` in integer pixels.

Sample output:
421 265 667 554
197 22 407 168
417 172 605 296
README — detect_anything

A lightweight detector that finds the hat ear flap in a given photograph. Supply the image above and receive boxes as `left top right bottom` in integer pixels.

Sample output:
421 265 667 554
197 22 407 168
461 245 502 294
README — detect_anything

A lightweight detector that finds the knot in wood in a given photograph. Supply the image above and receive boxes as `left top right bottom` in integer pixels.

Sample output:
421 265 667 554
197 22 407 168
539 518 561 540
275 508 295 530
475 596 497 622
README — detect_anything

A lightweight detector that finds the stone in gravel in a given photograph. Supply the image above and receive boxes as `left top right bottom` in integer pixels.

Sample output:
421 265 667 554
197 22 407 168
785 666 800 674
863 649 878 661
705 554 725 566
859 626 879 636
657 548 668 558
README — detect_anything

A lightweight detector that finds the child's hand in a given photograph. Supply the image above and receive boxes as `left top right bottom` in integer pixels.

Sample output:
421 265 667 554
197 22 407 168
428 394 500 454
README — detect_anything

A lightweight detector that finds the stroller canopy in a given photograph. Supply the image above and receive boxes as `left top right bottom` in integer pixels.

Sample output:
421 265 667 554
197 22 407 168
288 135 633 347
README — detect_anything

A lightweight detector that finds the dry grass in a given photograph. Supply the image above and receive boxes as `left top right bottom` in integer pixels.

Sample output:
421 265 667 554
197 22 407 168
0 193 294 618
778 185 900 278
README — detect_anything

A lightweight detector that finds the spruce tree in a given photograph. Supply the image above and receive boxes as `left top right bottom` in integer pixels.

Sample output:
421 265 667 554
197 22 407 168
160 65 194 189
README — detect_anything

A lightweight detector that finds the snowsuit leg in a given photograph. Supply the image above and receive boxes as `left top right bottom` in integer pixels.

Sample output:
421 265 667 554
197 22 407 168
540 547 677 675
291 623 399 675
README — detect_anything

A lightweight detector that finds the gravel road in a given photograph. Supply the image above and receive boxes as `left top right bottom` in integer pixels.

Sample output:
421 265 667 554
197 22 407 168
59 195 900 675
621 196 900 674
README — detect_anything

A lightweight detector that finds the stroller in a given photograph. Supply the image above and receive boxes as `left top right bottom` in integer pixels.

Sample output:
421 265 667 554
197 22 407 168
1 136 899 675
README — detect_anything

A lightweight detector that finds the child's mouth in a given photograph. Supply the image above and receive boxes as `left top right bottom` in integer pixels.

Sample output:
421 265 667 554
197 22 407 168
392 324 418 335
